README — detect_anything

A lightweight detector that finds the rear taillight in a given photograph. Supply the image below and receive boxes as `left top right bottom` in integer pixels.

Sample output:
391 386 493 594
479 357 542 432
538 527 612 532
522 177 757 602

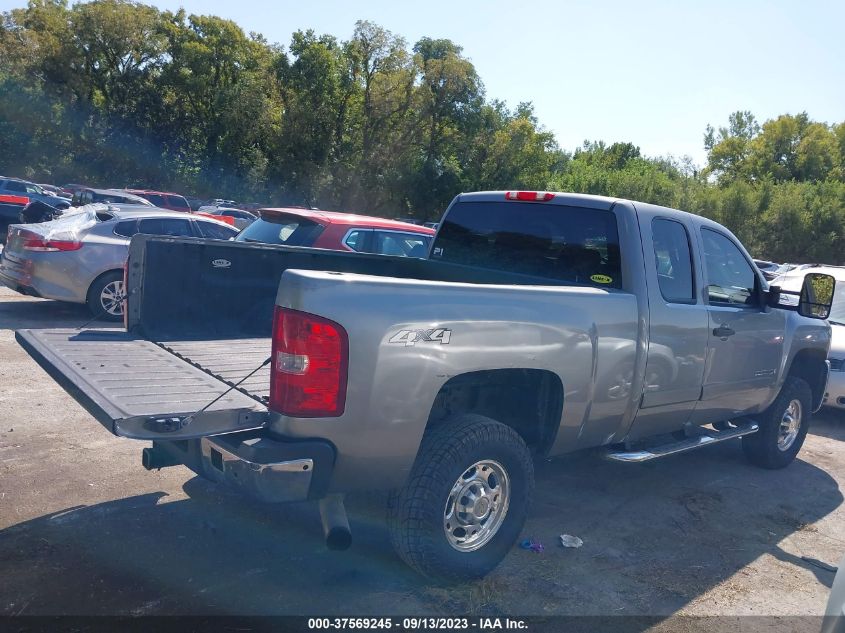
505 191 555 202
270 307 349 417
22 236 83 252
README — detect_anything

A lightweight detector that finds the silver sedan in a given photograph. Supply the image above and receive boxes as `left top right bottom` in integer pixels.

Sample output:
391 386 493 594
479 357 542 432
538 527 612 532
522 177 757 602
0 206 238 320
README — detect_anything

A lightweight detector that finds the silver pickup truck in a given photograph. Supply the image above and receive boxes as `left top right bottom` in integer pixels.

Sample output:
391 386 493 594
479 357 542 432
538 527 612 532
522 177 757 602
16 191 835 581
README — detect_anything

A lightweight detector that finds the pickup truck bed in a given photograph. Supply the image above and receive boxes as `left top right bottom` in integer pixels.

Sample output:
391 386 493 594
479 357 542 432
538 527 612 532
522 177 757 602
19 233 570 442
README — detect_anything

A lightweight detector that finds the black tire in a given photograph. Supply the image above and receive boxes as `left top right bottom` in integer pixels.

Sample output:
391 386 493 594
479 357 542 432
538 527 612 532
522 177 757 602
742 377 812 469
86 271 125 322
387 414 534 583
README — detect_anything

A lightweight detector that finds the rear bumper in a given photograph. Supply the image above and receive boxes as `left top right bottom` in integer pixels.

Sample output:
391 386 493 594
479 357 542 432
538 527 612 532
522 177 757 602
155 433 335 502
0 252 85 303
0 271 42 298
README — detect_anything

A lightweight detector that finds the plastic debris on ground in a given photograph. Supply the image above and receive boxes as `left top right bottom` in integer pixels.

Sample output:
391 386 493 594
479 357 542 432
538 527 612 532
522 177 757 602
559 534 584 548
519 538 544 553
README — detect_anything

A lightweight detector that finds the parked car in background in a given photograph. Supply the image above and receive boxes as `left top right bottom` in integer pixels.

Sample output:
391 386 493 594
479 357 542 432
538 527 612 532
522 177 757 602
200 207 256 230
0 177 71 209
59 183 89 197
124 189 191 212
772 264 845 412
235 207 434 256
0 206 238 320
185 196 205 211
0 194 30 243
754 259 780 280
199 199 237 210
38 184 72 199
71 188 154 207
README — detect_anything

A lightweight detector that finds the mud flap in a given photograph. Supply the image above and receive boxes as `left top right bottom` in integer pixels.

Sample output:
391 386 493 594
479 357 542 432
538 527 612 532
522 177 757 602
16 328 268 439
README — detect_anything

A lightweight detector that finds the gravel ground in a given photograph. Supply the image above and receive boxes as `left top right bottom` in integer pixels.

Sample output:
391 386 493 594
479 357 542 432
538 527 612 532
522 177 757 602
1 286 843 622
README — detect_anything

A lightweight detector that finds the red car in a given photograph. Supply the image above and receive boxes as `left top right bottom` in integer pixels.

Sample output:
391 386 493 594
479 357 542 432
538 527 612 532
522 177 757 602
234 207 435 256
124 189 192 213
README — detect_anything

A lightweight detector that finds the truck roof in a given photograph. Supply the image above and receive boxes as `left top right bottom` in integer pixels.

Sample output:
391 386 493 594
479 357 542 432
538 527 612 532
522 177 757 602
455 190 713 226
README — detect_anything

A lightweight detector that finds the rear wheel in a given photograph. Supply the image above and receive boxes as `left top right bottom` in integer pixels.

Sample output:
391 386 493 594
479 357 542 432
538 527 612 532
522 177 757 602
387 414 534 582
742 377 812 469
86 271 125 322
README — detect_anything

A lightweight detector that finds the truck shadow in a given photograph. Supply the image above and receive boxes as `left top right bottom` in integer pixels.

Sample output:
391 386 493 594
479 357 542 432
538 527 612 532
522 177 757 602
0 294 118 331
0 442 842 616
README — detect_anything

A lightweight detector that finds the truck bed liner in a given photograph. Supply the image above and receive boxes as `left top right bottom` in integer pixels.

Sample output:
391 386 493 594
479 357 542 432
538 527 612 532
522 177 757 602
157 339 272 403
16 328 269 440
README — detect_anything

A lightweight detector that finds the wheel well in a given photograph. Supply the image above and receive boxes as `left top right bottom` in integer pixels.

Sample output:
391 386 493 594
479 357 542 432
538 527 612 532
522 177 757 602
787 348 828 410
427 369 563 453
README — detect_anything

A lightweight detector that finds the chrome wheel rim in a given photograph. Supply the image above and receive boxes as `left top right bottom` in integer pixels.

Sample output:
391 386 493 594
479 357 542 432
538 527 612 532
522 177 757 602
607 369 633 400
777 399 802 451
100 280 125 316
443 459 510 552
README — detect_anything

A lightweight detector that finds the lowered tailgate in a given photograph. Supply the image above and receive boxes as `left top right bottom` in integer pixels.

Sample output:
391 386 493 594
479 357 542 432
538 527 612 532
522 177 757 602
16 328 268 439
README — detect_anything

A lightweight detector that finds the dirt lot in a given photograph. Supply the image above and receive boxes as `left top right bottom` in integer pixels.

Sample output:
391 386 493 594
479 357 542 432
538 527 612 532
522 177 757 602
1 286 844 621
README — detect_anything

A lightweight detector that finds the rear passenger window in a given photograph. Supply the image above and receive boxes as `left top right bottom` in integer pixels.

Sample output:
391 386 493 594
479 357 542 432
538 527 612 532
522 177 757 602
5 181 26 193
434 201 622 288
343 230 368 252
113 220 138 238
652 219 694 303
137 218 193 237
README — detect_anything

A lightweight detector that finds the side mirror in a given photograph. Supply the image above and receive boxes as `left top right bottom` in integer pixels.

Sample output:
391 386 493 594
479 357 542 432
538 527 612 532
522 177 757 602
799 273 835 319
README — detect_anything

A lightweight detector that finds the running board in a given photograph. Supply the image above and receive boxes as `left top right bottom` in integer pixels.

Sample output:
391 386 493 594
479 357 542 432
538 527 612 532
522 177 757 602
606 421 759 463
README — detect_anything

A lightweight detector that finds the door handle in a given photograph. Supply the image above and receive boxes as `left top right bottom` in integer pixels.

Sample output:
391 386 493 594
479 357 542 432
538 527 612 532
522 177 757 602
713 325 735 338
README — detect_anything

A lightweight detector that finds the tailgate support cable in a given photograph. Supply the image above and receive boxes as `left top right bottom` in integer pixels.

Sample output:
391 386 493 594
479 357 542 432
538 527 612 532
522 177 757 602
180 356 271 427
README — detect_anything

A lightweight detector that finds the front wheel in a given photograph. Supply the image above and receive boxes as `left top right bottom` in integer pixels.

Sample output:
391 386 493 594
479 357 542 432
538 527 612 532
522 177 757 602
387 414 534 582
742 377 812 469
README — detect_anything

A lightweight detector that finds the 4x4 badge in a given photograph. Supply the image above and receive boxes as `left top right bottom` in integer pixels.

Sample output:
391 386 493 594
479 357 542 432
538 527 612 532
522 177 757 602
389 328 452 347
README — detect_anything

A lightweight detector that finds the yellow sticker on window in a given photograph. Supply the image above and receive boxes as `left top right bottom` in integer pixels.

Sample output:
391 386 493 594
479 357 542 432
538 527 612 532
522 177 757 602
590 274 613 284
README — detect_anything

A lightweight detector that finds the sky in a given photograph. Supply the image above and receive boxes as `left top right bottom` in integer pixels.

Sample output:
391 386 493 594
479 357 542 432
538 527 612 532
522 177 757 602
7 0 844 167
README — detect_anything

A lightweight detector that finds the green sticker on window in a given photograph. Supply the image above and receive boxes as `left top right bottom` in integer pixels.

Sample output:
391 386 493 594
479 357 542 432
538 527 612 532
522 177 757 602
591 274 613 284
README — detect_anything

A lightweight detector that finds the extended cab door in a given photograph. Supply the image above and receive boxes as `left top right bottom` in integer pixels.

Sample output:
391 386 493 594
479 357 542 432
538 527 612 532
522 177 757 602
694 227 786 419
626 213 709 439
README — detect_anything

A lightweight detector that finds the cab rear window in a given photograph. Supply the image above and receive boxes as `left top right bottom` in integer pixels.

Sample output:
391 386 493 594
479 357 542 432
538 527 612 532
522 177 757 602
432 201 622 288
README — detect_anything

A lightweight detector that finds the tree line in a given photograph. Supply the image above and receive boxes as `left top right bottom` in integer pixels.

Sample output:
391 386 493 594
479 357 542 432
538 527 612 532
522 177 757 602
1 0 844 263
